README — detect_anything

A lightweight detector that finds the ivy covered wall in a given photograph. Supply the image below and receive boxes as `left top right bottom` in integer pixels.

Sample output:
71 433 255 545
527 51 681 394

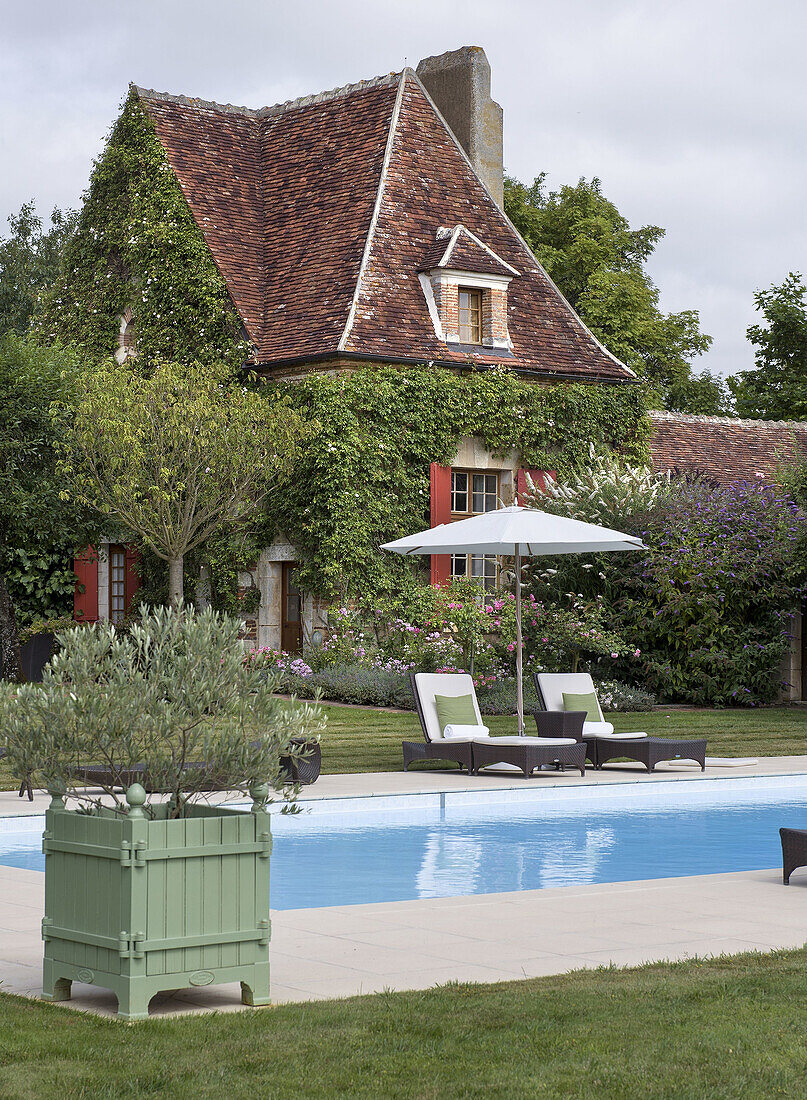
36 91 248 370
262 366 649 601
33 90 651 614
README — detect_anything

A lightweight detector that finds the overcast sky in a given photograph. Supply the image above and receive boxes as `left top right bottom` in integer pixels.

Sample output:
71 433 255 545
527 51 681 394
2 0 804 378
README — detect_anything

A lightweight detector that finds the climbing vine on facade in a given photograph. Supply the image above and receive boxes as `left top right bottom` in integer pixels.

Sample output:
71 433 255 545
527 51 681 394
261 365 650 601
36 92 249 370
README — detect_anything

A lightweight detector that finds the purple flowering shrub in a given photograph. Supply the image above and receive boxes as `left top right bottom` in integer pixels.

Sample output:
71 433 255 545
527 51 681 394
243 646 313 680
530 480 805 706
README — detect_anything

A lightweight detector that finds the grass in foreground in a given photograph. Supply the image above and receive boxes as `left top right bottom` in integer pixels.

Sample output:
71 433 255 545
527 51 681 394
1 948 807 1098
2 705 807 791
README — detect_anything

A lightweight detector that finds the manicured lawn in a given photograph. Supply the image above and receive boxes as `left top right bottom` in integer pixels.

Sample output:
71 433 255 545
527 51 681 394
1 948 807 1097
314 704 807 775
2 704 807 791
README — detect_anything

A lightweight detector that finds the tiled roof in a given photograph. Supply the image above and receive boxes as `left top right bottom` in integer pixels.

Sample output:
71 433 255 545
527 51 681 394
649 411 807 483
135 71 633 382
418 225 519 278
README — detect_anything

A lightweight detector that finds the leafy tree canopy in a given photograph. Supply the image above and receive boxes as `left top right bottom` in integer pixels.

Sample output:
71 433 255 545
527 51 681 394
729 273 807 421
0 202 77 338
504 174 716 409
667 370 735 417
0 335 99 676
59 359 310 605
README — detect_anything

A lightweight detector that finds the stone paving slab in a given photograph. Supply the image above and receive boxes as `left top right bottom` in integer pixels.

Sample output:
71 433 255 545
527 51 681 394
1 862 806 1020
3 754 807 818
3 760 807 1020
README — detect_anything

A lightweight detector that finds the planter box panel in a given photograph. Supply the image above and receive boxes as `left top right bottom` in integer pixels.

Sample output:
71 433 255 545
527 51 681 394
43 803 272 1020
43 812 126 977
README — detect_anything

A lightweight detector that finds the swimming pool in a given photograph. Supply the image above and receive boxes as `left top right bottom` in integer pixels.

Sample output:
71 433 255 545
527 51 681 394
2 776 804 909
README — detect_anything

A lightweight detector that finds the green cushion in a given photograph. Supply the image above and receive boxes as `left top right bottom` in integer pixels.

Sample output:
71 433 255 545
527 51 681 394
434 693 477 733
562 691 600 722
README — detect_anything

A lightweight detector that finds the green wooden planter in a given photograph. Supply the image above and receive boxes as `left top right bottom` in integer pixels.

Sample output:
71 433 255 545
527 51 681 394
41 785 272 1021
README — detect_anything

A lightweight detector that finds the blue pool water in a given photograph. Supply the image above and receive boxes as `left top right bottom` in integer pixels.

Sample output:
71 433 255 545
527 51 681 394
2 777 806 909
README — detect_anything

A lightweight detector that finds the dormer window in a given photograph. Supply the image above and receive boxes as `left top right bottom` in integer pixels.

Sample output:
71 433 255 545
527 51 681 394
418 225 519 353
458 288 482 345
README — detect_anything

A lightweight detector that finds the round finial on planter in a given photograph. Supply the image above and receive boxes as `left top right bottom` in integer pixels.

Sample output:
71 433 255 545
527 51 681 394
249 782 269 812
47 783 66 811
126 783 147 818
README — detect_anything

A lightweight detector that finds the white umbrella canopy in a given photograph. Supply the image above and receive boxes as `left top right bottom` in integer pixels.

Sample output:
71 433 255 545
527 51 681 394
382 506 646 735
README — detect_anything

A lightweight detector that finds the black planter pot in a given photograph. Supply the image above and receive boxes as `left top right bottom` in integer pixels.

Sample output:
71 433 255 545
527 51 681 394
19 632 55 682
279 738 322 785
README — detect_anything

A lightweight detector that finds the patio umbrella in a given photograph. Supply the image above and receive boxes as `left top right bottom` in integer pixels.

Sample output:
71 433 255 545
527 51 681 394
382 506 646 735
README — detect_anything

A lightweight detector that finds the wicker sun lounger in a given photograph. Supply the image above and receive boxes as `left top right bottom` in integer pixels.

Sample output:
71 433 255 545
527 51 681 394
71 737 321 792
0 747 33 801
407 672 585 778
534 672 708 772
405 672 475 772
780 828 807 884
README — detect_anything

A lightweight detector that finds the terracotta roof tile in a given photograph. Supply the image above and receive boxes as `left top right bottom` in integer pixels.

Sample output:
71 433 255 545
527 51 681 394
136 71 633 382
343 75 630 379
649 411 807 483
418 225 518 278
139 92 264 343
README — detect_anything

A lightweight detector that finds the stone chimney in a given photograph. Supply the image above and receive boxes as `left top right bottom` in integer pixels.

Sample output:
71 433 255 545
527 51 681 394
416 46 504 208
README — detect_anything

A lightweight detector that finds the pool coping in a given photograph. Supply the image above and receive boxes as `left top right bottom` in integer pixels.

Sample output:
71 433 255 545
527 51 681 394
3 754 807 820
1 758 807 1018
1 862 804 1019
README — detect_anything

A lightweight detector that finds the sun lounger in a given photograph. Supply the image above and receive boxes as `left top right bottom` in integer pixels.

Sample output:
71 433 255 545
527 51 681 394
407 672 585 777
0 747 33 801
533 672 706 772
780 828 807 884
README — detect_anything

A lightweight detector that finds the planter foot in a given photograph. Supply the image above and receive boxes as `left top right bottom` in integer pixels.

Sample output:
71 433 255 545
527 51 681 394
116 987 151 1022
42 973 72 1002
241 979 271 1007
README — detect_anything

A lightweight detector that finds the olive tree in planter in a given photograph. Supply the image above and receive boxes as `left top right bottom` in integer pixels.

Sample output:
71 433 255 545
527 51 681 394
0 605 324 1021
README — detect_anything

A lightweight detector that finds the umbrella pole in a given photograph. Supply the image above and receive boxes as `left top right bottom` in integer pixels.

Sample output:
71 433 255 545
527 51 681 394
515 544 524 736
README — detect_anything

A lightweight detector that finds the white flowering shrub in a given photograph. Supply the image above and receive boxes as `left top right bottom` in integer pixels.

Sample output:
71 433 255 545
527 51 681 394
525 443 670 527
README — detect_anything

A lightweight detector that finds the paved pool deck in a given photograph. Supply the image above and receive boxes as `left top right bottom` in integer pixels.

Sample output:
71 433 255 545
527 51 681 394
2 757 807 1019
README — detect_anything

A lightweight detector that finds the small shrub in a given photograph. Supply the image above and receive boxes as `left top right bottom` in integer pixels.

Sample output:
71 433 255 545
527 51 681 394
596 680 655 712
0 605 325 815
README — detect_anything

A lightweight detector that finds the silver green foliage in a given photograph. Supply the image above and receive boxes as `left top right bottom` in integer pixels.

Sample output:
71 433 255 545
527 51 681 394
0 605 325 815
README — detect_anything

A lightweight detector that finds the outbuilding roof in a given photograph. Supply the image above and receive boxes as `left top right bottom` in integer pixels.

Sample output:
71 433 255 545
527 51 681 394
135 70 633 382
649 410 807 483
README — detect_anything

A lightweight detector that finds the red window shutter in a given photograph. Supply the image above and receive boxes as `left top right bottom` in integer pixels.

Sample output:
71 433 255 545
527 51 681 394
516 469 555 504
124 547 141 614
73 546 99 622
430 463 452 586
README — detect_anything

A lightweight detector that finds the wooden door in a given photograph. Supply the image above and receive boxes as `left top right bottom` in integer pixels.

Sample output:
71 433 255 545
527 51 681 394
281 563 303 654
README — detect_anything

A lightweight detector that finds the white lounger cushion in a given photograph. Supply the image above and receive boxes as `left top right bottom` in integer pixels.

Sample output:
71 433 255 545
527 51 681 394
472 735 578 747
413 672 483 742
583 720 646 740
581 721 645 739
443 724 490 740
582 720 615 737
535 672 605 721
536 674 648 740
594 731 648 740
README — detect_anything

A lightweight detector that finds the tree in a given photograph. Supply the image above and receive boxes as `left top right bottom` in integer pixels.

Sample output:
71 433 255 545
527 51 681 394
504 175 712 403
728 274 807 421
667 370 735 416
0 335 97 679
1 606 325 815
0 202 77 337
61 360 309 605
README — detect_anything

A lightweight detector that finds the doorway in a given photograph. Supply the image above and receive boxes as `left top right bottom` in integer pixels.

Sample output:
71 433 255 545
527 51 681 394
281 562 303 654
